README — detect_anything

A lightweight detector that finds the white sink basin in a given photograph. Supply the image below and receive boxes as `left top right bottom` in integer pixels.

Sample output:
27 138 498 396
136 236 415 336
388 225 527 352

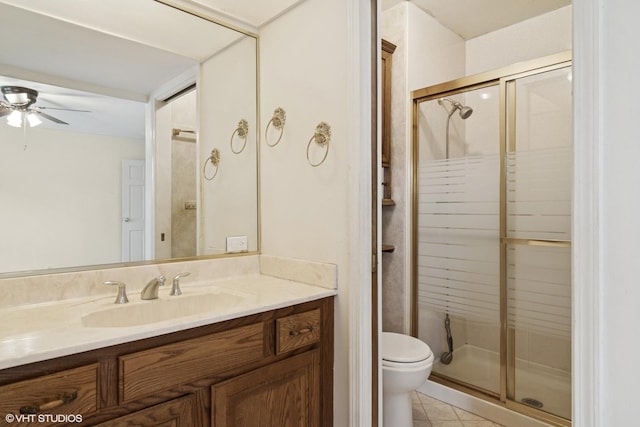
82 291 249 328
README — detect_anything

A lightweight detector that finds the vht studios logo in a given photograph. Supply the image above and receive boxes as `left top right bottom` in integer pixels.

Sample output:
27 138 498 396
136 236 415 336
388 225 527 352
5 413 83 423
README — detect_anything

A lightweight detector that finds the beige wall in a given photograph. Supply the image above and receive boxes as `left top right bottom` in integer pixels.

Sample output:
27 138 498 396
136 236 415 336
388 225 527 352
0 125 144 272
199 36 258 255
259 0 352 423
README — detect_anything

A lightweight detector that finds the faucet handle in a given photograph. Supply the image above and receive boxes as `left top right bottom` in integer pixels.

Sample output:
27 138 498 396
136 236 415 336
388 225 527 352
170 272 191 296
104 281 129 304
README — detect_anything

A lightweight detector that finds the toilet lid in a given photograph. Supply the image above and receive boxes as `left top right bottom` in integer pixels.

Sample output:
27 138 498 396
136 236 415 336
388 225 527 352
381 332 432 363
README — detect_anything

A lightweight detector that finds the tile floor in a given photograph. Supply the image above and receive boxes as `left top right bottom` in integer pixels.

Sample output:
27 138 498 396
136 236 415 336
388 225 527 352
412 391 505 427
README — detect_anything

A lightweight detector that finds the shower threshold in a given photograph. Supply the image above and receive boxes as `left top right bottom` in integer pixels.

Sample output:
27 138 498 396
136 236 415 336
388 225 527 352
431 344 571 420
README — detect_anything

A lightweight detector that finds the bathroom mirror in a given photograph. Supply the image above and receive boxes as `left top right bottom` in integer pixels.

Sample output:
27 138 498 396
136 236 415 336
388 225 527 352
0 0 259 276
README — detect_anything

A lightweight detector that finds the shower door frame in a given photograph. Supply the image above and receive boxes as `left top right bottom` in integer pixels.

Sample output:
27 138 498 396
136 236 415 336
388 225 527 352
410 50 572 427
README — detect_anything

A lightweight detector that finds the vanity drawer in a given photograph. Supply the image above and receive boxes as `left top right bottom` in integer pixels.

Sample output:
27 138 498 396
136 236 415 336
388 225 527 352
0 364 98 426
276 309 321 354
119 322 265 403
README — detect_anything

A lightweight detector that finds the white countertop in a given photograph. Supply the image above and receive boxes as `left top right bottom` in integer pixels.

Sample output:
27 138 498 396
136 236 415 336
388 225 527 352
0 275 336 370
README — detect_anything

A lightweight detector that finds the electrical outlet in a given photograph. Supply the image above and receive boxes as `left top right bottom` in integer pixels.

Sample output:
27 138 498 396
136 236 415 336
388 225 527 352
226 236 248 253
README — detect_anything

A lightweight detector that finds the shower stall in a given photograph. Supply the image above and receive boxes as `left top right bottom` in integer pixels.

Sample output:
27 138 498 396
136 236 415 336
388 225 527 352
411 52 572 426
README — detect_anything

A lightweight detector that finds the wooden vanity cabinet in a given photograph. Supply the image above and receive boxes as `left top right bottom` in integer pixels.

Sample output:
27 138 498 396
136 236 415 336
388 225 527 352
212 350 319 427
94 395 196 427
0 364 98 426
0 297 334 427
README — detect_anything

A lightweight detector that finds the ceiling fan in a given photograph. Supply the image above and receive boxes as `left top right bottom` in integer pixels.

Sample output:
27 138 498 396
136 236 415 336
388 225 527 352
0 85 89 127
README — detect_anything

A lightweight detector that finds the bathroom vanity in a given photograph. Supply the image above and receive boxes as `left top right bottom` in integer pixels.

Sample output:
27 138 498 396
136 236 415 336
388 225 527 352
0 261 336 427
0 296 333 426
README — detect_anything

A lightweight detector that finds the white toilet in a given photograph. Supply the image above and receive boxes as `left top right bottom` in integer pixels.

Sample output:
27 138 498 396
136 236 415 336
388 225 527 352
381 332 434 427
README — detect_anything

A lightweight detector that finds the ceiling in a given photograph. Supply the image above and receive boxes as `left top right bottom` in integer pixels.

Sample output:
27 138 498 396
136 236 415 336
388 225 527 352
187 0 305 28
1 0 571 138
381 0 571 40
0 0 247 100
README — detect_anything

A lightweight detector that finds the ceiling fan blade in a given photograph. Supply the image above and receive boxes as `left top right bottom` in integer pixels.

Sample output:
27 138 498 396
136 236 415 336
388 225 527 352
35 110 68 125
37 106 91 113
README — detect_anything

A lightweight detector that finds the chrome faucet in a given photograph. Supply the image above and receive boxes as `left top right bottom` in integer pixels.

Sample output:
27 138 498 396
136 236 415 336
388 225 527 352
140 275 166 300
170 272 191 296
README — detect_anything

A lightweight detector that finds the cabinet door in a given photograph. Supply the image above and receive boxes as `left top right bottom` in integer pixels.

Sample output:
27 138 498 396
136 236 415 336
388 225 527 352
381 39 396 168
212 350 319 427
95 395 195 427
0 364 98 427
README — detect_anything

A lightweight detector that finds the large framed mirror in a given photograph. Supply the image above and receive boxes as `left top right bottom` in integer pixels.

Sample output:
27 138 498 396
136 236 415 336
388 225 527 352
0 0 259 277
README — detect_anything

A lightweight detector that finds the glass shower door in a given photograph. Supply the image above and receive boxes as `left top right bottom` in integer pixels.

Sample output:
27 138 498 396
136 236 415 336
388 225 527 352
415 84 502 395
412 52 572 425
504 66 572 419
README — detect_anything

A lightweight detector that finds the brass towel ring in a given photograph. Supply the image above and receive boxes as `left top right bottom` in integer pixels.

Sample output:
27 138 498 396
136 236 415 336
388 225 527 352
203 148 220 180
306 122 331 167
230 119 249 154
265 107 287 147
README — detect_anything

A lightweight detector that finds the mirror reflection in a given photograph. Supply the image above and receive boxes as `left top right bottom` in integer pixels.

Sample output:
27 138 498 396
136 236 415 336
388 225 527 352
0 0 259 276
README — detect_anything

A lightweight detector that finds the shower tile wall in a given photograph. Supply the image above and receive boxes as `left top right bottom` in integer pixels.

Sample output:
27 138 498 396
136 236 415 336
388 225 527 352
169 91 197 259
171 139 197 258
381 4 408 333
381 1 466 334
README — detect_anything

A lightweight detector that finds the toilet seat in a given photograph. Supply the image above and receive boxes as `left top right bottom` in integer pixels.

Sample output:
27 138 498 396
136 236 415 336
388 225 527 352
381 332 432 364
382 356 433 370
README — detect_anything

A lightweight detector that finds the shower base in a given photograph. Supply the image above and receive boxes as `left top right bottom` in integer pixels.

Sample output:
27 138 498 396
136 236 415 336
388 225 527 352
432 344 571 420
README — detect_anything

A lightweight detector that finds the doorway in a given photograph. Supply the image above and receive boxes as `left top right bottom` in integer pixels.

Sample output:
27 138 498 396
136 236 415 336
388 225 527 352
153 88 198 260
121 159 145 262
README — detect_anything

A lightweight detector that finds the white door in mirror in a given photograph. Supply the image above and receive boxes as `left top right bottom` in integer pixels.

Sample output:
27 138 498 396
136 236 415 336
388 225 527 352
226 236 248 253
122 159 145 262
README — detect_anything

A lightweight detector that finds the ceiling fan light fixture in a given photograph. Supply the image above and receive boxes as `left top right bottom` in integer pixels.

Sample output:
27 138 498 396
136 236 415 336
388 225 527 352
7 110 23 127
1 85 76 127
27 112 42 127
1 86 38 107
5 93 28 104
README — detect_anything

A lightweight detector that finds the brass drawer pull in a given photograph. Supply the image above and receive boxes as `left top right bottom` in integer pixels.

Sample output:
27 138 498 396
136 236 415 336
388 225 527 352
289 326 314 336
19 390 78 414
276 309 321 354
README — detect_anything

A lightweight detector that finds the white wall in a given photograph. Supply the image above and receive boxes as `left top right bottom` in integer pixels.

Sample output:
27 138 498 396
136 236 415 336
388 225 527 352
259 0 352 424
0 125 144 272
599 1 640 424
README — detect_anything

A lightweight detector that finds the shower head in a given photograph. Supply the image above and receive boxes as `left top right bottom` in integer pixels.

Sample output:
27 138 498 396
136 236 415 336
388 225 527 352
439 97 473 119
458 105 473 119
